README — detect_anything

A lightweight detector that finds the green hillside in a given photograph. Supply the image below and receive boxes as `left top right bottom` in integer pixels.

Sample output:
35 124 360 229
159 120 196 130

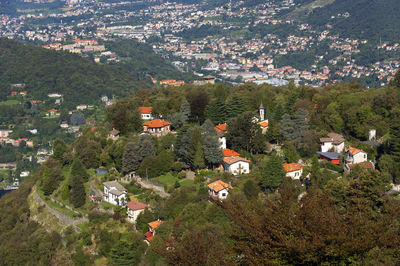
292 0 400 43
0 38 150 107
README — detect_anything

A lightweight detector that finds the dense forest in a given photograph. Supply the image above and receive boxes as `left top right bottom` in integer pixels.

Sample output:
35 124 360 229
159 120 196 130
0 38 150 107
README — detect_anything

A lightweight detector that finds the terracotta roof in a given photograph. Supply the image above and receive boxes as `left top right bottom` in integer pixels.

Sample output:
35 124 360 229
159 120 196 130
208 180 232 192
214 123 227 132
320 137 333 143
148 220 163 230
139 107 152 114
283 163 303 173
144 231 153 238
143 119 172 128
222 148 239 157
259 121 269 127
347 147 365 156
126 200 150 211
348 162 374 170
223 156 250 165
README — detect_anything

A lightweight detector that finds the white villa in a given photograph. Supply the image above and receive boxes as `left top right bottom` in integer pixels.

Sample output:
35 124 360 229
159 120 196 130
320 133 345 153
208 180 232 201
103 181 127 206
223 156 250 175
126 200 150 224
283 163 304 180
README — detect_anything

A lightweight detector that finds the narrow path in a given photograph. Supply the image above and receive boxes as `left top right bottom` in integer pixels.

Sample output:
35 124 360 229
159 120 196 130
136 178 170 198
34 191 88 230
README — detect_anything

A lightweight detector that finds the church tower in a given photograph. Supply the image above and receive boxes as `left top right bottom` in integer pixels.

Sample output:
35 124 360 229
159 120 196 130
259 103 265 121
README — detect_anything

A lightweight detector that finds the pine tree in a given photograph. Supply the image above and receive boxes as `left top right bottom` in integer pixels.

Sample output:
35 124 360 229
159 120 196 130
201 120 223 166
122 142 140 174
69 174 86 208
260 154 285 191
273 102 284 121
193 141 205 169
52 139 66 163
41 167 54 196
71 158 89 181
189 127 204 168
180 98 191 122
390 117 400 182
226 95 247 119
205 99 227 124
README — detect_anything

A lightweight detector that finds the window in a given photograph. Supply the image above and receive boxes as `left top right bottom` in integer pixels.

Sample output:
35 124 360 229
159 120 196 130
222 193 226 197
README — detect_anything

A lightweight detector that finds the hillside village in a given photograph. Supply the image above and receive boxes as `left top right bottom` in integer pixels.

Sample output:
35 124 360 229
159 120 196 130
7 69 397 265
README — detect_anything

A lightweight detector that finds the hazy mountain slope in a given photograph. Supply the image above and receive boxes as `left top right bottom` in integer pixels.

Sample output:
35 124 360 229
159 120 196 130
301 0 400 42
0 38 150 106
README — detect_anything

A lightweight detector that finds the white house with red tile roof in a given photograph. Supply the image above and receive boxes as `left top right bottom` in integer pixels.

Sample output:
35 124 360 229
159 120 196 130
346 147 368 165
208 180 232 200
223 156 250 175
126 200 150 224
214 123 227 149
143 119 172 136
283 163 304 180
139 107 153 120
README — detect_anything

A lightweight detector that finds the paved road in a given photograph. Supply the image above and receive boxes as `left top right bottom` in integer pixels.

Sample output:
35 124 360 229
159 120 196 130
136 178 170 198
34 191 88 230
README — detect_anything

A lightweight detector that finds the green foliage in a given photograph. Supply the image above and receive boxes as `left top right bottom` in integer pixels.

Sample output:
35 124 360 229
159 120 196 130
201 120 223 166
0 38 148 107
71 158 89 182
109 233 146 266
243 180 259 199
226 112 265 154
39 158 63 196
69 174 86 208
52 139 67 163
260 154 285 191
106 98 143 135
283 143 300 163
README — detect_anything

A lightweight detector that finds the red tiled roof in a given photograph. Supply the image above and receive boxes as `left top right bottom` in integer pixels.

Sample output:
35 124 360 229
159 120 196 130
348 162 374 170
126 200 150 211
223 156 250 165
144 231 153 238
214 123 227 132
139 107 152 114
347 147 365 156
283 163 303 173
148 220 163 230
222 149 239 157
208 180 232 192
143 119 171 128
259 121 269 127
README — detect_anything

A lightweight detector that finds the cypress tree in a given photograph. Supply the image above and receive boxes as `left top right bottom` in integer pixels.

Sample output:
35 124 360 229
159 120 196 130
202 120 223 167
71 158 89 181
69 174 86 208
122 142 140 174
41 167 54 196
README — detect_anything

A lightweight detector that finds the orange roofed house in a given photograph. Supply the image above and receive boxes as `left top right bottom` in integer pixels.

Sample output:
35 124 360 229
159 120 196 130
208 179 232 201
283 163 304 180
346 147 368 165
143 119 172 137
139 107 153 120
144 220 164 244
223 156 250 175
214 123 227 149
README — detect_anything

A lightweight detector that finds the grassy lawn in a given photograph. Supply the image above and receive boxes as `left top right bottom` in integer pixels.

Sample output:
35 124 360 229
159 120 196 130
0 170 9 182
155 173 193 187
0 99 19 105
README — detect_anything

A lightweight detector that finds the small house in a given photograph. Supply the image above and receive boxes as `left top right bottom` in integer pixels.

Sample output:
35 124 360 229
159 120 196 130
143 119 172 136
344 162 375 172
126 200 150 224
283 163 304 180
223 156 250 175
346 147 368 165
103 181 127 206
139 107 153 120
214 123 227 150
320 133 345 153
208 180 232 201
108 128 120 141
145 220 164 243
